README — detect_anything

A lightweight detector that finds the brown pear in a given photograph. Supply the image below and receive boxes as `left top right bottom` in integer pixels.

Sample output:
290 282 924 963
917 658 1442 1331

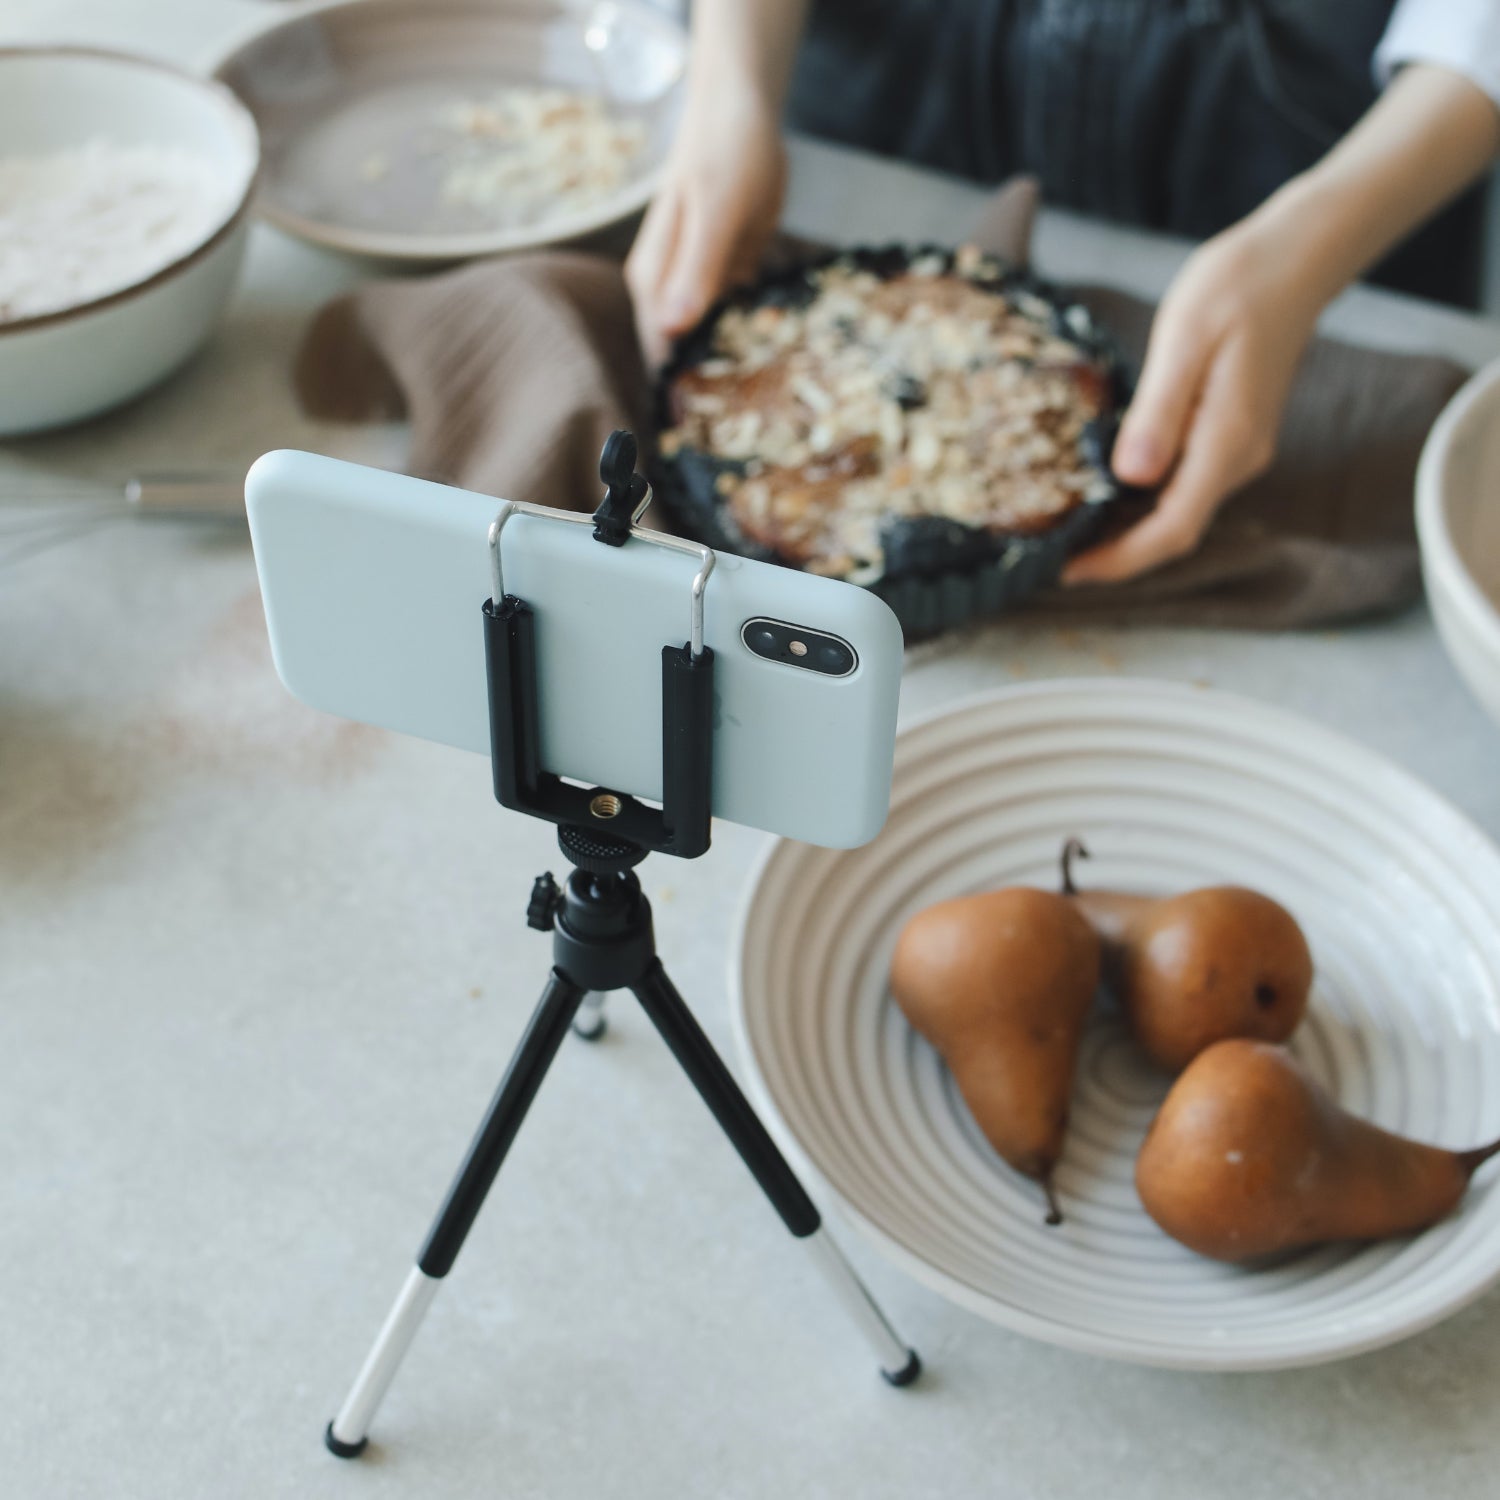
890 887 1101 1223
1137 1039 1500 1261
1060 839 1312 1071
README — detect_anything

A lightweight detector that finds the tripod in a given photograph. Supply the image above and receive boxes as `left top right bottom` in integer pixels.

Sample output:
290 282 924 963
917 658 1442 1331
326 824 920 1456
323 433 919 1458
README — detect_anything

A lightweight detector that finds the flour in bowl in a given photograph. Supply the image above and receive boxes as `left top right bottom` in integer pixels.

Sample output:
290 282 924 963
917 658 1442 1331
0 139 239 322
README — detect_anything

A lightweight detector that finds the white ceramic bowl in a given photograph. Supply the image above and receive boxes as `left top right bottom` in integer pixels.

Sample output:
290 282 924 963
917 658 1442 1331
0 48 259 437
1417 357 1500 731
731 679 1500 1370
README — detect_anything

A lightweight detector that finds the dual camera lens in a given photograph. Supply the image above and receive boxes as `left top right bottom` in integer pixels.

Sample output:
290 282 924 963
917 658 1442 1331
741 619 857 677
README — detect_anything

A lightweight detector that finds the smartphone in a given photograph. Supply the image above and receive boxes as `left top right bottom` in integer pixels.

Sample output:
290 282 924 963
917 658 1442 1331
244 450 903 848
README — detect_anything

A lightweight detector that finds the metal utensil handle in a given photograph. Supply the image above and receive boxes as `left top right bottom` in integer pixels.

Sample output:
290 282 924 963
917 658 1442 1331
125 472 245 518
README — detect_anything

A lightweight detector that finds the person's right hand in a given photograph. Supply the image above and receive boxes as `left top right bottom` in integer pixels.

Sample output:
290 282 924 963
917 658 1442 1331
626 90 786 368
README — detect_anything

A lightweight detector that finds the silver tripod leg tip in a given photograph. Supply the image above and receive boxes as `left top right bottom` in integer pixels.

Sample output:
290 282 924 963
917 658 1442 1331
325 1421 368 1458
572 992 608 1041
802 1228 922 1386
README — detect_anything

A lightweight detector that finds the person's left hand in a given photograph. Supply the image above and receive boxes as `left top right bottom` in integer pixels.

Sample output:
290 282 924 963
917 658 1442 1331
1063 216 1325 584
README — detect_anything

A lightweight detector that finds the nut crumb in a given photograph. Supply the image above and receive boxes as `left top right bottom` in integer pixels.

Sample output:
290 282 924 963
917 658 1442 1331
437 86 644 227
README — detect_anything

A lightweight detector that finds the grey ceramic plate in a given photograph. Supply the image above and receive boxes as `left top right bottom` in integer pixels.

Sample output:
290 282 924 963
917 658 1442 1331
213 0 685 261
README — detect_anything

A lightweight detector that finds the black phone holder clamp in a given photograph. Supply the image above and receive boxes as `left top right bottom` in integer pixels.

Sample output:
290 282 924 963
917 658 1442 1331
481 433 716 861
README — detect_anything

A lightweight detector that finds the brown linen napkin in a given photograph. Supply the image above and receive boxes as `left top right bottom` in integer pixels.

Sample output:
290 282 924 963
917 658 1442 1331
295 253 656 517
295 178 1467 629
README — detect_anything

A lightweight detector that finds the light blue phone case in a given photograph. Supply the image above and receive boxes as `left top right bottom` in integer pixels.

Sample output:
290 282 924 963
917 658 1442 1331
245 451 903 848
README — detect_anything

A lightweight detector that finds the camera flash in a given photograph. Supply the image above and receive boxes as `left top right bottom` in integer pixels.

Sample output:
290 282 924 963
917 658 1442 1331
789 640 808 657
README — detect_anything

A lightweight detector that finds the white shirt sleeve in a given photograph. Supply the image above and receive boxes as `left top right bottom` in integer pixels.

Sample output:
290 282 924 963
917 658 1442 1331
1374 0 1500 109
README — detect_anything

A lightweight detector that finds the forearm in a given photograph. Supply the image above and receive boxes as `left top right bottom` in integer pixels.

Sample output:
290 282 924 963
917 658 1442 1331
1258 63 1500 306
686 0 809 115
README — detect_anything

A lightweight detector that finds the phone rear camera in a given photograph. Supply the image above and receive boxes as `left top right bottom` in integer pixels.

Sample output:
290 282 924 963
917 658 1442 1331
813 639 853 674
740 618 857 676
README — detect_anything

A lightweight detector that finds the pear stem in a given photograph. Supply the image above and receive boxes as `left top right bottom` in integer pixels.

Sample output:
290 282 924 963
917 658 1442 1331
1060 836 1090 896
1456 1137 1500 1177
1041 1173 1063 1227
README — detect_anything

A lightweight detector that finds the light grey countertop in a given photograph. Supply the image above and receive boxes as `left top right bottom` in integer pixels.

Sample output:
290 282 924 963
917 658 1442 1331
5 5 1500 1498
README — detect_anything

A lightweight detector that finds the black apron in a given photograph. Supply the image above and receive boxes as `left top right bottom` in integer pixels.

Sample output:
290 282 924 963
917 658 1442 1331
787 0 1484 307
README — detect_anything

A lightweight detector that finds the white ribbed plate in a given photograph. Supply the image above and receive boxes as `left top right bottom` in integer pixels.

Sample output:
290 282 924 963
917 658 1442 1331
730 679 1500 1370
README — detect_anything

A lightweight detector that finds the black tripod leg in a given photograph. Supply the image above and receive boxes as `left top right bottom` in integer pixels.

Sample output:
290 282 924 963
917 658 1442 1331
629 960 921 1387
325 969 587 1457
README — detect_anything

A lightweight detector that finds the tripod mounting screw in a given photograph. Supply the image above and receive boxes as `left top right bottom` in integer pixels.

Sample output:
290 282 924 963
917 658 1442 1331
526 873 560 931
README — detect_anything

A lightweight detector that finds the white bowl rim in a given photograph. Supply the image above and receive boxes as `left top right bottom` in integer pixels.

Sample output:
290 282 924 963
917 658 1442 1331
0 44 261 338
1415 355 1500 661
207 0 686 261
728 675 1500 1370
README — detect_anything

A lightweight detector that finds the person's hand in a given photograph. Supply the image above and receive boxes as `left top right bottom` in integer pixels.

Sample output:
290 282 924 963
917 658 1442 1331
1063 216 1324 584
626 89 786 369
1067 61 1500 585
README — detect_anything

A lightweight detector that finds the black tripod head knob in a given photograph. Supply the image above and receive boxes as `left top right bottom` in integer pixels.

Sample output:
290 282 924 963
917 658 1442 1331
600 429 637 490
526 873 560 931
559 823 649 874
592 429 650 547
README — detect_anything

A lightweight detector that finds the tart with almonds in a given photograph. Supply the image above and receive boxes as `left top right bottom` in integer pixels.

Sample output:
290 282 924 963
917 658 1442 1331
652 245 1130 635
